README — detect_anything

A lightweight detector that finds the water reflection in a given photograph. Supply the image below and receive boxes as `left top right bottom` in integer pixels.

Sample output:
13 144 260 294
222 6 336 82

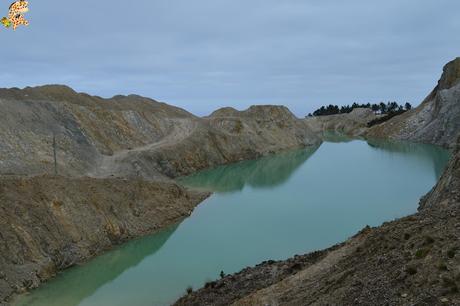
16 225 179 306
321 131 358 143
366 138 451 178
178 145 320 193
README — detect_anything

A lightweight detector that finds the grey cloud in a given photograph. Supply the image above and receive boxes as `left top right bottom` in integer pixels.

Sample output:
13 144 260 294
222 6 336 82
0 0 459 116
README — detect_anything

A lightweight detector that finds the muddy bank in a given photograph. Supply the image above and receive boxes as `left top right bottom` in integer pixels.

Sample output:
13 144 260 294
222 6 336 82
0 175 208 304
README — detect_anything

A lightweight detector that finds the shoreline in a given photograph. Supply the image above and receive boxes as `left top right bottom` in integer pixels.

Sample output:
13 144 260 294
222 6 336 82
175 137 460 305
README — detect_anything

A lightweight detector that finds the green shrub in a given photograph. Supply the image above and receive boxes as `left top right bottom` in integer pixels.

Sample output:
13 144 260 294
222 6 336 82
438 263 448 271
415 248 430 259
204 281 215 289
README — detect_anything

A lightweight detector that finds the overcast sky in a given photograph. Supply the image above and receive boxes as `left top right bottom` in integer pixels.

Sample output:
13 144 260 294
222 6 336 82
1 1 459 116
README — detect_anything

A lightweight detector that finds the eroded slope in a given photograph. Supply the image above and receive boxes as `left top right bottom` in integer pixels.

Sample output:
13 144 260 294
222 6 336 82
367 58 460 149
0 176 208 303
0 87 320 180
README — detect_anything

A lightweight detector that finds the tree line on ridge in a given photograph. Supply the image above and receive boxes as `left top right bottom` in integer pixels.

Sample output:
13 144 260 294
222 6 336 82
307 102 412 117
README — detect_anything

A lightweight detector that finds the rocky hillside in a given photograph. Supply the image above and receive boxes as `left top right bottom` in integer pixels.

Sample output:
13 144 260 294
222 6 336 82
97 105 320 180
303 58 460 148
0 85 193 177
0 86 320 180
367 58 460 149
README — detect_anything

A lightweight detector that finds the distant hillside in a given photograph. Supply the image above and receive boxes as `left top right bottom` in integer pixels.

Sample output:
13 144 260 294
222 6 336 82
367 58 460 149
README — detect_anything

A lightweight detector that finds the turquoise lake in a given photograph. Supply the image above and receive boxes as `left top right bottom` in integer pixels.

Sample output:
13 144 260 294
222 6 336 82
15 138 450 306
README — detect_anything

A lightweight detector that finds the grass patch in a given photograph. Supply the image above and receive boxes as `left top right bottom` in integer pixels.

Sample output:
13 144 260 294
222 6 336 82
415 248 430 259
438 262 448 271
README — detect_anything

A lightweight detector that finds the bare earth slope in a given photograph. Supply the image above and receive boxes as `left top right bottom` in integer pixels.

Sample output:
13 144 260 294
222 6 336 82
0 85 194 177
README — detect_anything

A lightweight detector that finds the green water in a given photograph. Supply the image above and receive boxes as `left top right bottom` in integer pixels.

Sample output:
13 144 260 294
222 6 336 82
15 139 450 306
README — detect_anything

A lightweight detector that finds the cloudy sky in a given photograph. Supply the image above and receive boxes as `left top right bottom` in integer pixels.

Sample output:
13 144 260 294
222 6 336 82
1 1 459 116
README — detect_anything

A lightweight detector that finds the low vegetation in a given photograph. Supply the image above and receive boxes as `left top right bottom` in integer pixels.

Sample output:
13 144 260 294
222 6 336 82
307 101 412 117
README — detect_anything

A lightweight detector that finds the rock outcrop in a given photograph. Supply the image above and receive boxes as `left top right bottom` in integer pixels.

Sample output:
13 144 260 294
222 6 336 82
304 108 376 138
367 58 460 149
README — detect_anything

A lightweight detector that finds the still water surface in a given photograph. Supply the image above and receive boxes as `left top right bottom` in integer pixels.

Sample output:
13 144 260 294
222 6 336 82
15 139 450 306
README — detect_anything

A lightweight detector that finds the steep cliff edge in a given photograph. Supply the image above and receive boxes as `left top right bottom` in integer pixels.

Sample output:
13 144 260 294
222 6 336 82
367 58 460 149
0 176 208 304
